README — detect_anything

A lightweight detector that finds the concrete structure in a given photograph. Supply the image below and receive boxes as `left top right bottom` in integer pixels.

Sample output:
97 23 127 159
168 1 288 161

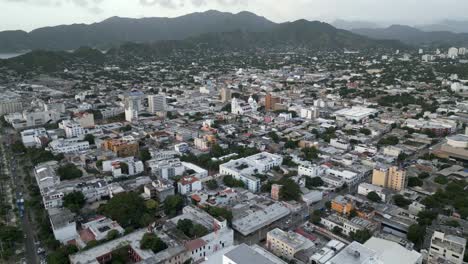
328 237 422 264
148 94 167 114
334 106 378 123
266 228 313 260
124 91 144 122
49 208 77 244
0 98 22 115
61 120 85 139
144 179 175 202
148 158 185 179
231 97 258 115
358 183 388 201
102 139 139 158
232 203 290 237
220 88 232 103
219 152 283 193
48 138 90 154
102 158 144 177
223 243 287 264
77 216 124 247
428 231 466 264
265 93 281 111
73 112 95 128
177 175 202 195
372 166 407 192
439 134 468 161
21 127 49 147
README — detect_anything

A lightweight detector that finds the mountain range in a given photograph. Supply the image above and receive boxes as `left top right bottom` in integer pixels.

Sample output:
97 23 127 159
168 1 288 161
352 25 468 46
0 10 403 53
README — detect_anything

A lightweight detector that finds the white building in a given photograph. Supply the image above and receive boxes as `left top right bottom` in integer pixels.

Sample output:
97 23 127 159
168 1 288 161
0 99 22 115
177 175 202 195
334 106 378 123
147 158 185 179
102 158 144 177
21 128 48 147
60 120 85 139
48 138 90 154
231 97 258 115
448 47 459 59
148 94 167 114
182 162 208 179
219 152 283 192
358 183 388 201
73 112 95 128
266 228 313 260
328 237 422 264
124 91 143 122
49 208 77 244
300 107 319 120
428 231 466 264
223 243 287 264
330 138 350 150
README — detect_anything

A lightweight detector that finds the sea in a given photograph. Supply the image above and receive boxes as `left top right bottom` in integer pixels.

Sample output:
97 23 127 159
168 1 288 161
0 52 26 59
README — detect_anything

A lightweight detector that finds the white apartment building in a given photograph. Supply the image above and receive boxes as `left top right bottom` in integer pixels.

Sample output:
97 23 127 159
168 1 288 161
102 158 144 177
60 120 85 139
177 175 202 195
148 94 167 114
429 231 466 264
0 99 23 115
330 138 350 150
266 228 313 260
21 127 48 147
147 158 185 179
219 152 283 192
48 138 90 154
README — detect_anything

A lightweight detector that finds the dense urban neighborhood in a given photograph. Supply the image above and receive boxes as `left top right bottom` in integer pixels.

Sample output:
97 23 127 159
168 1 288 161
1 10 468 264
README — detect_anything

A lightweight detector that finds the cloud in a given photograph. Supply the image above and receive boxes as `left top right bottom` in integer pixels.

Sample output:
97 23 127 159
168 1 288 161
138 0 247 9
1 0 104 12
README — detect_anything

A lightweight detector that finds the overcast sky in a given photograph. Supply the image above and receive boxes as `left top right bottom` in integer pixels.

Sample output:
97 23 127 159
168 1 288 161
1 0 467 31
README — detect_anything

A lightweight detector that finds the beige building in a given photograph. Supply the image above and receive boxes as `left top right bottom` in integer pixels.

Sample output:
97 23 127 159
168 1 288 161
73 112 95 128
220 88 232 103
266 228 313 260
372 166 407 191
428 231 466 264
0 99 23 115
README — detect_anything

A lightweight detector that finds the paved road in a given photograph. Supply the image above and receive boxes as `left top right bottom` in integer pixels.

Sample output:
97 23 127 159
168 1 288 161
1 132 38 264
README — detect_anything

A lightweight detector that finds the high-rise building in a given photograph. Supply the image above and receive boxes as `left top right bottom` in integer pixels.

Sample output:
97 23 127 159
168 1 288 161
372 166 407 191
448 47 459 59
0 99 23 115
220 88 232 103
265 93 280 111
148 94 167 114
124 91 144 122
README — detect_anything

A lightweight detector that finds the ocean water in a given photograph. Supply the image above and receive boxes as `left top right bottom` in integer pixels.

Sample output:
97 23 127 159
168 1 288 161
0 52 25 59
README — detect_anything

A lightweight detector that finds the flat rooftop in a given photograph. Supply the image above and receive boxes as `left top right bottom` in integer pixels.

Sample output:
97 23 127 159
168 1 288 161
232 203 290 236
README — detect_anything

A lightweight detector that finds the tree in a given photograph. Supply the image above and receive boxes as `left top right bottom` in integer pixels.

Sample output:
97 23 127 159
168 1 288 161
408 177 423 187
310 210 322 224
140 149 151 162
106 230 120 240
305 177 324 189
119 162 129 175
418 172 430 179
177 219 208 239
366 192 382 203
393 194 411 208
377 136 399 147
350 229 372 243
163 195 184 217
332 226 342 235
203 206 233 223
47 245 78 264
99 192 147 228
268 132 280 143
206 180 218 190
302 147 319 160
223 175 245 188
284 140 298 149
407 224 425 245
57 163 83 180
279 179 302 201
63 191 85 212
84 134 95 145
140 233 168 253
359 128 371 136
434 175 449 185
11 141 26 154
145 199 159 211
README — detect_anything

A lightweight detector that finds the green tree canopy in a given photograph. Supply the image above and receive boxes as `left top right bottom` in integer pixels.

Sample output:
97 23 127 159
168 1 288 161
163 195 184 217
57 163 83 180
140 233 167 253
63 191 86 212
366 192 382 203
99 192 147 228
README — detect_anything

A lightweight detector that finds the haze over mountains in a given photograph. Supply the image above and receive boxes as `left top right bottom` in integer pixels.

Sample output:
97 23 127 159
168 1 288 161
1 10 467 53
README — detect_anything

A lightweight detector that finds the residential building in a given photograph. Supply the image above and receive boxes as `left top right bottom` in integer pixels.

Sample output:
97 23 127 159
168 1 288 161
428 231 466 264
102 139 139 157
265 93 281 111
102 157 144 177
223 244 287 264
266 228 313 260
331 195 355 215
48 138 90 154
148 94 167 114
60 120 85 138
220 87 232 103
177 175 202 195
49 208 77 244
0 98 22 115
147 158 185 179
73 112 95 128
219 152 283 192
358 183 389 201
372 166 407 191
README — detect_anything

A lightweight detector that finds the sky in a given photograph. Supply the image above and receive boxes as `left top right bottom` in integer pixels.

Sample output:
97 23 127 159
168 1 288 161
1 0 467 31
